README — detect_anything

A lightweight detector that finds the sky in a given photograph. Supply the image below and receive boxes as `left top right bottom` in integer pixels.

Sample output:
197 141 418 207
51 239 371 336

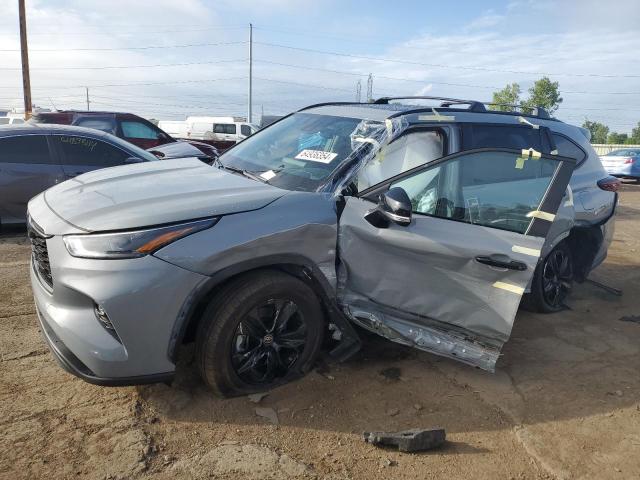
0 0 639 133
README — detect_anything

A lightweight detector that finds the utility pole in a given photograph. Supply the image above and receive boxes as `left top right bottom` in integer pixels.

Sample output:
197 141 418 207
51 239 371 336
355 80 362 102
85 87 90 110
366 74 373 102
247 23 253 123
18 0 32 119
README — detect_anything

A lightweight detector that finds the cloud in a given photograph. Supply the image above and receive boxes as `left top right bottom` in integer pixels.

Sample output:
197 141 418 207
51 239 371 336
0 0 638 132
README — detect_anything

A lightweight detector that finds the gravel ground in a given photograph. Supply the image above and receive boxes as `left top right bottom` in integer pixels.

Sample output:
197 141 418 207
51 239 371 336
1 184 639 480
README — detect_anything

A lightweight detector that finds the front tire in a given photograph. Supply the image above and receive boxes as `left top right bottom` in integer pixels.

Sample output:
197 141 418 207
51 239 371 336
195 270 324 397
522 242 574 313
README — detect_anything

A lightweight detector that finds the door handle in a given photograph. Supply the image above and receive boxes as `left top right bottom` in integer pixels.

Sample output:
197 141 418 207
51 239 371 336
475 255 527 271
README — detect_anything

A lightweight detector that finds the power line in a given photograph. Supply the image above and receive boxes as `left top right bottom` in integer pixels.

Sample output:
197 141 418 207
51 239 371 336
90 94 247 108
0 41 247 53
254 59 502 89
0 58 245 71
254 41 640 79
0 25 246 37
0 76 247 90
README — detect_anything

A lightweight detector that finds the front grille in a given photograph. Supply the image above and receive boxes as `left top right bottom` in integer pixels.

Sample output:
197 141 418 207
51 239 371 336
28 221 53 289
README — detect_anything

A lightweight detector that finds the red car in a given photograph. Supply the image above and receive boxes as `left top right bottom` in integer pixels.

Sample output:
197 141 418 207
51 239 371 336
31 111 173 149
31 111 219 160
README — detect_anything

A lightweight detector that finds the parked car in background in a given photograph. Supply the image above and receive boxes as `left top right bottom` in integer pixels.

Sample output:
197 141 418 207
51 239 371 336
0 123 157 226
0 113 26 126
27 97 617 396
32 110 221 161
600 148 640 181
157 120 189 139
185 116 259 151
31 111 174 150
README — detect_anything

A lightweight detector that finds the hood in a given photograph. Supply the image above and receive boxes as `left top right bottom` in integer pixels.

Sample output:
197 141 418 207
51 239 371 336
42 158 286 232
148 141 205 159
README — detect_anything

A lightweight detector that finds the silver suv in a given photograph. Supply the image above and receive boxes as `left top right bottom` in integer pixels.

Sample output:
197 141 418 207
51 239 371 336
28 97 618 396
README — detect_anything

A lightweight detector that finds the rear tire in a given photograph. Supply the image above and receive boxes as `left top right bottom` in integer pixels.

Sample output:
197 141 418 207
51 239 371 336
522 242 574 313
195 270 324 397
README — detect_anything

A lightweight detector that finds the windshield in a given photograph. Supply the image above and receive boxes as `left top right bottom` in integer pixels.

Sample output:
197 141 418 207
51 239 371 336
219 112 381 191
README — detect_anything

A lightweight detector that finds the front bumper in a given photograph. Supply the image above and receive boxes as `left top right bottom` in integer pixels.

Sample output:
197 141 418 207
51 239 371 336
36 305 174 386
30 234 208 383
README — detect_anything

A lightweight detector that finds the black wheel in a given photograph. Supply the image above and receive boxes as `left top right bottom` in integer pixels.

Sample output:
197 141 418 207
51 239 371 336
195 270 324 397
522 242 573 313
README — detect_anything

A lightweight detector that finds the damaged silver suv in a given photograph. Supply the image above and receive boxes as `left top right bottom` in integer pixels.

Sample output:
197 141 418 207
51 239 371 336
28 97 618 396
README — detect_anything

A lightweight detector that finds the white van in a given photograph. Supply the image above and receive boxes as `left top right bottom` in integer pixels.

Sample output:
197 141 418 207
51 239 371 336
157 120 189 139
185 116 259 144
0 113 26 125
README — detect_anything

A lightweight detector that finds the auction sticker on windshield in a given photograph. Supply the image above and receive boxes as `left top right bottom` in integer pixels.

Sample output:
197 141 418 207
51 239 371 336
295 149 338 164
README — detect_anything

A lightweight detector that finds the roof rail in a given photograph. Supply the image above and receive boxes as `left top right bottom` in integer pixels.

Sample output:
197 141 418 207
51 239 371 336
374 96 487 113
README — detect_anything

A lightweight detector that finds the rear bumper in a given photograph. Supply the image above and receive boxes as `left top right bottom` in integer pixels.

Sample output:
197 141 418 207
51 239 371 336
36 305 174 386
604 162 640 178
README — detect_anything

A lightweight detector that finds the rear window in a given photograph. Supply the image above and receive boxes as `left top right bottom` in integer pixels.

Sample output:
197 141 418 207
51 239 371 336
0 135 50 164
464 124 542 151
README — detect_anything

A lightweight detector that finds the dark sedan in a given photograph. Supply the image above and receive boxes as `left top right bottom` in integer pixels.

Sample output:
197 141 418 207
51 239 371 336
0 123 157 226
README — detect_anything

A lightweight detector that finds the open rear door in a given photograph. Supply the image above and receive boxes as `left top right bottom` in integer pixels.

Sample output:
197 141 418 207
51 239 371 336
337 148 575 371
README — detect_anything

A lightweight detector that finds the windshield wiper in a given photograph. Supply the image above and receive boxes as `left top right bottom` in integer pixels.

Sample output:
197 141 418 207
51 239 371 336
216 160 267 183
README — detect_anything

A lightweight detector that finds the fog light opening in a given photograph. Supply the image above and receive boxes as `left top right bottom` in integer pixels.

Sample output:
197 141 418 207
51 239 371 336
94 304 122 343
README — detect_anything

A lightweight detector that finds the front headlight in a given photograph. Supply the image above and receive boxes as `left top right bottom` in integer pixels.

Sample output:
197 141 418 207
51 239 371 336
63 218 218 259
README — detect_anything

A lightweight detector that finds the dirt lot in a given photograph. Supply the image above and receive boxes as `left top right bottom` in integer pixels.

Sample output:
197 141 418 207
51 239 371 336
1 185 639 480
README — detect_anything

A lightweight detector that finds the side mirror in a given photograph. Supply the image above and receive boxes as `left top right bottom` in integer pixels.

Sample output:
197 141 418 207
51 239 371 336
364 187 412 228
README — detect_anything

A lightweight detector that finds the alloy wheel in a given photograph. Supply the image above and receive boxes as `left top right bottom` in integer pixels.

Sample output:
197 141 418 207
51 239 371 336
230 299 307 385
542 248 572 308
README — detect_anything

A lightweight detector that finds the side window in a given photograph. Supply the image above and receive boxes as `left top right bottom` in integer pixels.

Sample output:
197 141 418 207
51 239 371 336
390 150 562 235
240 124 252 136
552 134 586 164
120 121 159 140
0 118 9 125
214 123 236 134
358 130 444 192
0 135 50 164
53 135 129 167
466 124 542 151
75 118 116 134
12 118 25 124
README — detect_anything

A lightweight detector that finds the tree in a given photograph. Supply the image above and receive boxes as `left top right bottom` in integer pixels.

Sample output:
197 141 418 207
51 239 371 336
522 77 563 114
582 120 609 144
630 121 640 144
607 132 628 144
490 77 562 114
490 83 521 111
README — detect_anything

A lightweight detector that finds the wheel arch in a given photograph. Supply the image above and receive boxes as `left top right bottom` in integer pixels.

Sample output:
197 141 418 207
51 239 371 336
167 254 338 363
564 224 604 282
